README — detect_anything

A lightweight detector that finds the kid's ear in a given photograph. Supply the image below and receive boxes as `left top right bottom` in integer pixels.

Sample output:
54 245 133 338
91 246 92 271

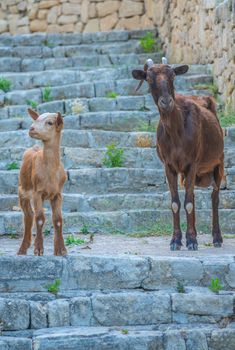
56 112 63 128
132 70 147 80
28 108 39 120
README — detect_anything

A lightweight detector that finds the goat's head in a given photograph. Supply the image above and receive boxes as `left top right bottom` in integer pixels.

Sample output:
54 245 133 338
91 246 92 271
132 59 189 113
28 108 63 141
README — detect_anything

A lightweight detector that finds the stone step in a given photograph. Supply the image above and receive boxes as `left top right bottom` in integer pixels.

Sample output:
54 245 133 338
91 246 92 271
2 75 212 105
1 325 235 350
0 208 235 235
0 111 159 132
0 168 167 195
0 64 212 91
0 145 234 172
1 189 235 213
0 52 163 72
0 288 234 332
0 254 234 291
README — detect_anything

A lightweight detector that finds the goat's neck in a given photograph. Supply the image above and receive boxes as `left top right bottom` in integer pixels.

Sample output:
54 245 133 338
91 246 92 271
159 105 184 139
42 134 61 170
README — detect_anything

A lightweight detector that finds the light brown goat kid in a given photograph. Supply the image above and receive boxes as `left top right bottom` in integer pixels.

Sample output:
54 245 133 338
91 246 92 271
17 108 67 256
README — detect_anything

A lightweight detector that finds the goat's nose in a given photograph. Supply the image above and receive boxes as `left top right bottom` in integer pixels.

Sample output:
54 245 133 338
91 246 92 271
159 96 174 110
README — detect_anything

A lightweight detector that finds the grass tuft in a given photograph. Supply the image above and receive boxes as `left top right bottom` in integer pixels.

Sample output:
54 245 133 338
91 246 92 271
42 86 52 103
65 235 85 246
103 143 124 168
208 277 222 293
6 162 19 170
106 91 119 98
26 99 38 109
45 279 61 295
139 32 156 53
0 77 12 92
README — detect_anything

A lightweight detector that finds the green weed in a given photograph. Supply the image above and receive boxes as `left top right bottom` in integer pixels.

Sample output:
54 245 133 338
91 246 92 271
10 233 19 239
135 121 156 132
45 279 61 295
44 228 51 237
121 329 129 335
139 32 156 53
130 222 188 238
6 162 19 170
81 224 89 235
193 83 219 99
106 91 119 98
218 107 235 127
42 39 55 48
224 234 235 239
26 99 38 109
103 143 124 168
65 235 85 246
0 77 12 92
42 86 52 102
176 282 185 293
208 277 222 293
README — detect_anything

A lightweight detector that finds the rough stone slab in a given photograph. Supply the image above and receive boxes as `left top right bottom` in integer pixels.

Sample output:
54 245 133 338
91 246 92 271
63 255 149 290
208 328 235 350
70 297 93 326
163 330 186 350
0 337 32 350
0 298 30 330
48 299 70 327
30 302 48 329
172 292 234 319
91 291 171 326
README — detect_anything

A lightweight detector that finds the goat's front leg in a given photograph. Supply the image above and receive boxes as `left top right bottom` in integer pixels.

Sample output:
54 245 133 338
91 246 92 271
184 166 198 250
33 193 45 256
17 190 34 255
212 164 223 247
165 165 182 251
50 194 67 256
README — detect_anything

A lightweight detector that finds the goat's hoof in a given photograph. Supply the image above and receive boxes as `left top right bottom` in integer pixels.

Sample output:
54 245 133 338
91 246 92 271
34 248 44 256
54 247 67 256
187 243 198 251
17 249 27 255
213 242 222 248
170 243 181 251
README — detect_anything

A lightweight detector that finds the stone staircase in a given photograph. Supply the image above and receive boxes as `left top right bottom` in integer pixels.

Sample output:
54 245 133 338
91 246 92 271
0 29 235 236
0 254 234 349
0 28 235 350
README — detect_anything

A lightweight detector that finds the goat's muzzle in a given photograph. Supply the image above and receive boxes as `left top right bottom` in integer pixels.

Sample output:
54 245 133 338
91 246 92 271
158 96 174 112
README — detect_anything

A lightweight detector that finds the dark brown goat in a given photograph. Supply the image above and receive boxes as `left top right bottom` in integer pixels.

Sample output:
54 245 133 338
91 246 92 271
132 60 224 250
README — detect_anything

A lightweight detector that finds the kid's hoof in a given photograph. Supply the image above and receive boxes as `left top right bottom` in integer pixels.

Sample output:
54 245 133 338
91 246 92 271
170 243 182 251
187 243 198 251
17 249 27 255
213 242 222 248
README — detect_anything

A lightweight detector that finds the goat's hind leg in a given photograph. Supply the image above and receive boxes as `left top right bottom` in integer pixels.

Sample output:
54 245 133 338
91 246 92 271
50 194 67 256
212 164 223 247
33 194 45 256
17 191 34 255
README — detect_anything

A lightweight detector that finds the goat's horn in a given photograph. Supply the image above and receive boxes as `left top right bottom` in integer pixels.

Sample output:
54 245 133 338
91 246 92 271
162 57 168 64
135 58 154 92
146 58 154 67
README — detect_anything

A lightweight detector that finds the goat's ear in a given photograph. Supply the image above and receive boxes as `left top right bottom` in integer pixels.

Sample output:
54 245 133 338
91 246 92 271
56 112 63 129
173 65 189 75
28 108 39 120
132 70 147 80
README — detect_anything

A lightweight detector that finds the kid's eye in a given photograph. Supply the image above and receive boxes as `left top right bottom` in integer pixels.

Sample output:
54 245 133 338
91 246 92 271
47 121 53 125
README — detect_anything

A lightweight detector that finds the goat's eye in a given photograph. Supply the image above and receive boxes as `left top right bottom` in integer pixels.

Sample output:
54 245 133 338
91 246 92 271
47 121 53 125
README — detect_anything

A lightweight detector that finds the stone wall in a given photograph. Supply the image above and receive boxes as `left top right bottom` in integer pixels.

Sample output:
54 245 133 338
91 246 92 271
151 0 235 108
0 0 234 107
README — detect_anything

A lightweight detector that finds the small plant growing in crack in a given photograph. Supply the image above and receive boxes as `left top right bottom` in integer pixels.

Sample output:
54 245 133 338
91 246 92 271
121 329 129 335
208 277 222 293
81 224 89 235
45 278 61 295
6 162 19 170
0 77 12 92
42 86 52 103
176 281 185 293
26 99 38 109
102 143 124 168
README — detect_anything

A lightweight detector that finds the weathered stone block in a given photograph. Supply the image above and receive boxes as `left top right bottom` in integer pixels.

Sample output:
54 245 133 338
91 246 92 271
0 298 30 330
48 299 70 327
70 297 93 326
